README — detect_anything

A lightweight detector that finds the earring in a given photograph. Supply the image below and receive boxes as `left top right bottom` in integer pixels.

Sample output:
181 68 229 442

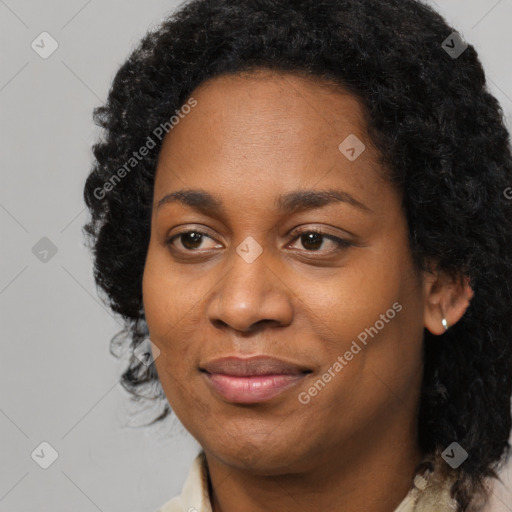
439 304 450 331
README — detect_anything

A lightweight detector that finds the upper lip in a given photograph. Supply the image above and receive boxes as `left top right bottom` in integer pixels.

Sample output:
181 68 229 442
201 355 311 376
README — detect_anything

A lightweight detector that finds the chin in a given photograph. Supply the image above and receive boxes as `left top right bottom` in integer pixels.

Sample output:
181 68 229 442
205 439 308 474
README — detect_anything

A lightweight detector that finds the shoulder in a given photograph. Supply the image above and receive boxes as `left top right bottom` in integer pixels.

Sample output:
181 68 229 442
155 451 212 512
394 453 460 512
156 495 183 512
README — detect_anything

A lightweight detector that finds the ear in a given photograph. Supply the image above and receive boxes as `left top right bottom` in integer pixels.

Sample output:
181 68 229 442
422 268 474 335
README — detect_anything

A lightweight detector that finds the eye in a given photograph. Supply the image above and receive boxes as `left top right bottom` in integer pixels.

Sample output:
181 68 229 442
166 228 353 255
288 228 353 253
166 230 220 251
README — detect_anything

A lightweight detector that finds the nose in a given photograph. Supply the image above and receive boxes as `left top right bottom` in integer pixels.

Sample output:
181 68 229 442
206 245 294 333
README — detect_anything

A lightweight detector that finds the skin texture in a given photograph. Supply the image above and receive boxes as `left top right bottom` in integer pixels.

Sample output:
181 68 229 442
142 69 474 512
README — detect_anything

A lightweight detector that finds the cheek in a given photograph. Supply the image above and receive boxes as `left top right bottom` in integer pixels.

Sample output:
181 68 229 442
142 249 194 387
297 253 403 347
142 250 173 331
297 242 424 394
142 243 198 344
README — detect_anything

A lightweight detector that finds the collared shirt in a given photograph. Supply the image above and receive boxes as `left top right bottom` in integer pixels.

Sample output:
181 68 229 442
157 451 459 512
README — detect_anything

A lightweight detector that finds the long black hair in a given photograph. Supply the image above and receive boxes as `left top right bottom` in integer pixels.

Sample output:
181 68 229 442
83 1 512 509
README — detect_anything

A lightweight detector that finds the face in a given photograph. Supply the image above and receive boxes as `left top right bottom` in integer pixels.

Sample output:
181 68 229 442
142 69 427 474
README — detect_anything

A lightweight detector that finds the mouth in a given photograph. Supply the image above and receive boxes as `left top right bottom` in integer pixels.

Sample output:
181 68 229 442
200 355 312 404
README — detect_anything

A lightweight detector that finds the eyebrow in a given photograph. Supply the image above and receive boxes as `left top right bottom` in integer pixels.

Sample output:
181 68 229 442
155 188 374 216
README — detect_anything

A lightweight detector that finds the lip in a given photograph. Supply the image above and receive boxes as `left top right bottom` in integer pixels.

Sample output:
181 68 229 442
201 355 311 376
200 355 311 404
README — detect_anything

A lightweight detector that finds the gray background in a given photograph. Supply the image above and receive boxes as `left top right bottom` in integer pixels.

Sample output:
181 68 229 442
1 1 511 511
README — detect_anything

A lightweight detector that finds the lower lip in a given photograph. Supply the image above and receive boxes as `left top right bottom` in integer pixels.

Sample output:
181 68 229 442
203 372 307 403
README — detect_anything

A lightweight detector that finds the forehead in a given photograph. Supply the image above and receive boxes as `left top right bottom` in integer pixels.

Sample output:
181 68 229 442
157 69 380 157
154 69 389 209
187 68 370 137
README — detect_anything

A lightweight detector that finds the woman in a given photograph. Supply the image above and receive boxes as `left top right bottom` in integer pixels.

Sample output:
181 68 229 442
82 0 512 510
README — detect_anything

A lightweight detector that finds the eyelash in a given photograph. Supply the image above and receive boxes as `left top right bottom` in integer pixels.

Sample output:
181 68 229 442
166 227 353 254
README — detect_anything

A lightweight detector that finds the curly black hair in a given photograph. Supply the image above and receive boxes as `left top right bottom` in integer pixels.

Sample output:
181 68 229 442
82 0 512 509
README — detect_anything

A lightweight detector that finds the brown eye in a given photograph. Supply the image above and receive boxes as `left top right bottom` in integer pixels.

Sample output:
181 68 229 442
166 230 218 251
179 231 204 250
300 232 324 251
290 229 352 253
